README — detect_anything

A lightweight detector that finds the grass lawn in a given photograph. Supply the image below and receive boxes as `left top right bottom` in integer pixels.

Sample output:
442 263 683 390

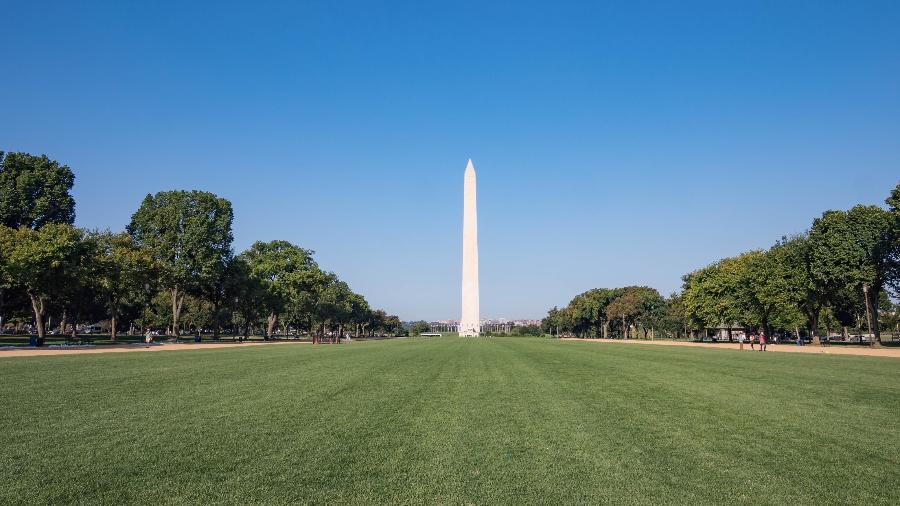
1 337 898 504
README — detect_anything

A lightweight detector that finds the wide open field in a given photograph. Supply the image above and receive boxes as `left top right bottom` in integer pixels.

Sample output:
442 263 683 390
2 337 898 504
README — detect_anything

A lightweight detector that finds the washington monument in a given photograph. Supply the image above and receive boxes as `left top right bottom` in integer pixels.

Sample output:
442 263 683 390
460 159 480 336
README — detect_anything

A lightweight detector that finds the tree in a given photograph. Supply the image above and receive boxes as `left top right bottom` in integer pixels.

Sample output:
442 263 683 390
87 231 156 341
314 276 354 343
0 224 84 339
368 309 388 336
225 256 267 340
738 249 805 338
809 206 894 344
513 325 542 336
409 320 431 336
606 289 643 339
348 292 371 337
0 152 75 229
663 292 688 338
886 181 900 296
240 240 318 339
382 314 402 336
127 191 234 337
635 287 667 339
541 306 563 337
771 235 826 343
682 257 747 340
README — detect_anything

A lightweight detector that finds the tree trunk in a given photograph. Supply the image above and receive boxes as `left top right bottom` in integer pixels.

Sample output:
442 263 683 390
109 296 118 341
212 299 220 340
171 286 184 337
29 293 45 339
59 309 67 335
266 313 277 339
727 327 733 342
602 321 609 339
622 317 627 339
865 284 881 346
807 309 821 345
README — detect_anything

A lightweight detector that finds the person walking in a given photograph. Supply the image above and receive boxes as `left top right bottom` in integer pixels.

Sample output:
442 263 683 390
750 334 756 351
759 332 767 352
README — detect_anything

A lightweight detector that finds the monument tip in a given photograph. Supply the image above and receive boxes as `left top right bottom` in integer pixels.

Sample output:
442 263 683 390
465 158 475 172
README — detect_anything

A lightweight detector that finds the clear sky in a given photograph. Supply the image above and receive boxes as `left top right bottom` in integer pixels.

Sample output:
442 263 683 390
3 1 899 321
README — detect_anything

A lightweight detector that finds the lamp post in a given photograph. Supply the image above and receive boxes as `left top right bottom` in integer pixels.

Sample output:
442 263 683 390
143 283 150 338
234 296 240 342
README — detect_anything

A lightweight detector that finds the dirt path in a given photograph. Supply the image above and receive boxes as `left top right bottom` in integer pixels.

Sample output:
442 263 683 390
0 340 311 358
560 338 900 358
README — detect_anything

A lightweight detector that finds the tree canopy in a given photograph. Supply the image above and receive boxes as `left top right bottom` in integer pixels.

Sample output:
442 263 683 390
127 190 234 336
0 152 75 229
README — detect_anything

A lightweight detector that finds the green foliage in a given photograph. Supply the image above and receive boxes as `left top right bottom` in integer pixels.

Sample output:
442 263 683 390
884 181 900 295
241 240 318 336
0 223 84 336
0 151 390 340
0 152 75 229
127 190 234 335
678 182 900 342
127 190 234 295
682 255 747 330
382 314 403 335
809 205 895 338
545 286 671 339
408 320 431 336
512 324 542 336
85 231 157 337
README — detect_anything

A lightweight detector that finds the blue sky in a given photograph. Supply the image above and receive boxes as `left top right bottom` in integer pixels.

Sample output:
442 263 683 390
3 1 899 320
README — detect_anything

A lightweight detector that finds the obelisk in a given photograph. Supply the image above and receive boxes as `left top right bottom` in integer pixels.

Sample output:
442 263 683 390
460 159 480 337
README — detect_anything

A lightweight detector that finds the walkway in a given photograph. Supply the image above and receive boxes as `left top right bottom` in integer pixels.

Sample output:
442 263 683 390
561 338 900 358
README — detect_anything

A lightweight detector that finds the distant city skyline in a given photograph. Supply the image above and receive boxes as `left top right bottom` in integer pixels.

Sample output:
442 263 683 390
2 1 899 321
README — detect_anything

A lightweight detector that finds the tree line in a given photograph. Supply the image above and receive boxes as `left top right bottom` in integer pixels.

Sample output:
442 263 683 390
544 181 900 345
541 286 679 339
0 151 403 342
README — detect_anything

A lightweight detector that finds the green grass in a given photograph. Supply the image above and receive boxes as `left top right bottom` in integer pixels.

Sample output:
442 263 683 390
1 337 898 504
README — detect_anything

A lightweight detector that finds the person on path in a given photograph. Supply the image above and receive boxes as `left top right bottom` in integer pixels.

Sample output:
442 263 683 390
750 334 756 351
759 332 767 351
145 330 153 346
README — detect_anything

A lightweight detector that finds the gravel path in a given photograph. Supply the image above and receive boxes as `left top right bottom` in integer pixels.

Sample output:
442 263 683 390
561 337 900 358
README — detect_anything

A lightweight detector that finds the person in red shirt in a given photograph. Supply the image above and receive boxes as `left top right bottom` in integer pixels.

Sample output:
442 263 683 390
759 332 767 351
